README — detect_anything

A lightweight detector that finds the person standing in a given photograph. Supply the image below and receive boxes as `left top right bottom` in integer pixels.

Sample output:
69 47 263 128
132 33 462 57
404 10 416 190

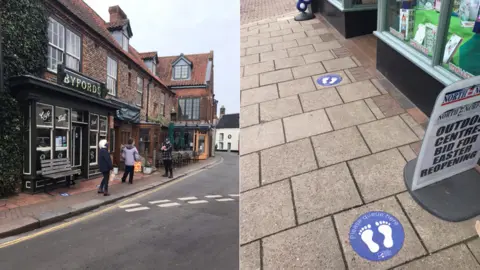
162 138 173 178
121 138 139 184
98 139 113 196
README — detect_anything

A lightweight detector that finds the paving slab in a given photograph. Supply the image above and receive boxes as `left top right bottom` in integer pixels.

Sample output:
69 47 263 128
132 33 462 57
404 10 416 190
272 40 298 51
296 35 323 46
292 62 326 79
467 238 480 263
241 54 260 66
365 98 385 119
241 84 279 107
312 127 371 167
246 44 273 55
313 70 351 90
259 68 293 85
393 244 479 270
400 113 425 139
240 180 296 244
397 192 478 253
241 39 260 49
278 77 316 97
300 87 343 112
240 241 261 270
313 40 342 52
326 100 376 130
398 145 416 161
260 95 302 122
274 56 305 69
334 197 426 270
262 218 346 270
291 163 362 223
348 149 406 202
337 80 381 103
240 104 259 128
303 50 335 64
270 28 293 37
241 120 285 155
322 57 358 72
240 153 260 192
282 32 307 41
358 116 419 153
260 49 289 62
287 44 315 57
241 75 260 90
261 139 318 184
244 61 275 76
259 36 284 45
283 109 333 142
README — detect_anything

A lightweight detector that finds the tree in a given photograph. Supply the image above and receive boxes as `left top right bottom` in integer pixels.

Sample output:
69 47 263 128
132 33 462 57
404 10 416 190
0 0 48 196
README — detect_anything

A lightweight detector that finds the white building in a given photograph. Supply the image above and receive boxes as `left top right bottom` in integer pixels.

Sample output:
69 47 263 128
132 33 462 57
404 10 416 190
215 111 239 152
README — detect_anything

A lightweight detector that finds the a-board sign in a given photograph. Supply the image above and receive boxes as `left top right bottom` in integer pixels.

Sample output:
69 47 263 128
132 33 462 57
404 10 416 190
412 76 480 190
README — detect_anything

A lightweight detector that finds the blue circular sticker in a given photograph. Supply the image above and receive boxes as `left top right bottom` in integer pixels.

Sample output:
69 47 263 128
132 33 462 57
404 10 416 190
349 211 404 261
317 74 342 86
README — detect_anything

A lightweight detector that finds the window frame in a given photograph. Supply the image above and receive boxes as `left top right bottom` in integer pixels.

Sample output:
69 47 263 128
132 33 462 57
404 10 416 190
89 113 99 166
47 17 82 73
136 77 143 107
178 97 200 120
106 56 118 96
173 65 190 80
160 92 165 116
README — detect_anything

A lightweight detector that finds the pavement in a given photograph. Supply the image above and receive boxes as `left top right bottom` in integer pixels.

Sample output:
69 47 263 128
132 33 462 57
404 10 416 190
239 9 480 270
0 152 239 270
0 155 223 239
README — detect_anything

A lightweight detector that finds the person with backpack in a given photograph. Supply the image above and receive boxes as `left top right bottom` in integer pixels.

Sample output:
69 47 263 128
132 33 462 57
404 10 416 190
161 138 173 178
98 139 113 196
121 138 139 184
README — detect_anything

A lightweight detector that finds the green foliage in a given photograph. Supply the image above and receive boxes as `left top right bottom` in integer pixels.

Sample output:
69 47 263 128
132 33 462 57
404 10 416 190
0 0 48 196
148 114 168 126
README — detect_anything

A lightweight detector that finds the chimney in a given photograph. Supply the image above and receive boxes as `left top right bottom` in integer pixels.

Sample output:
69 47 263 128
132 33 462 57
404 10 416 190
220 105 225 118
208 50 214 60
109 5 128 23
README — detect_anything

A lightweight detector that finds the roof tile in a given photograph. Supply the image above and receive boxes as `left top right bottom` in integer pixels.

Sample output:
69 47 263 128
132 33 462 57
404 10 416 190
157 53 211 87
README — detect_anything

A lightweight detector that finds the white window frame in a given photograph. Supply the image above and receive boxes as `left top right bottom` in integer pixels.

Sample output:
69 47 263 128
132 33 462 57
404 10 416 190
36 103 54 174
122 32 129 51
173 65 190 80
54 106 70 160
136 77 143 106
47 18 65 73
107 56 117 95
48 17 81 72
89 113 99 165
65 29 81 71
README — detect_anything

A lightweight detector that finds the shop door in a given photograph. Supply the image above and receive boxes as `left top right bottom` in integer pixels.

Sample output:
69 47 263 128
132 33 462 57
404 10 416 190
195 132 209 160
72 125 83 168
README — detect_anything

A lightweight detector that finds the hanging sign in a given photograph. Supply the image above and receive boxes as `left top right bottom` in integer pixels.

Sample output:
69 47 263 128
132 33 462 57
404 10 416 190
411 76 480 190
57 64 107 98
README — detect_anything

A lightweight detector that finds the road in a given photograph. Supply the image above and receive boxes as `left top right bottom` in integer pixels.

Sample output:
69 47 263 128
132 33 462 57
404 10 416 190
0 152 239 270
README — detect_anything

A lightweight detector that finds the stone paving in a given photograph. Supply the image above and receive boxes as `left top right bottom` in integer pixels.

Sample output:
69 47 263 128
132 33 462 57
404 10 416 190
239 13 480 270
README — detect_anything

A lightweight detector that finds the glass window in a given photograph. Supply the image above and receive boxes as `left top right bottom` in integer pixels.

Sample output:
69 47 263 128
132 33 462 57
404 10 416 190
99 116 108 133
173 65 190 80
136 77 143 106
54 129 68 159
90 114 99 131
122 34 129 51
89 114 99 165
36 103 53 127
442 7 480 78
36 104 53 169
107 56 117 95
219 142 224 149
178 98 200 120
47 17 81 72
219 133 224 141
65 29 81 71
71 110 85 123
55 107 69 129
386 0 437 60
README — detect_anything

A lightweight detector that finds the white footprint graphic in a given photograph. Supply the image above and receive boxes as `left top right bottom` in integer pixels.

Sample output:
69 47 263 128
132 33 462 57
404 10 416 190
358 224 379 253
376 221 394 248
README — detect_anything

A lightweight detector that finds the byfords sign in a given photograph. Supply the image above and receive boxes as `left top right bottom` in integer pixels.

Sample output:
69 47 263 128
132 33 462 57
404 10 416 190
411 77 480 190
57 65 106 98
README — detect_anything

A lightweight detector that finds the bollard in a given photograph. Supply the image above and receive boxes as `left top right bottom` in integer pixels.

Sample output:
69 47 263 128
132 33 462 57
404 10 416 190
294 0 315 21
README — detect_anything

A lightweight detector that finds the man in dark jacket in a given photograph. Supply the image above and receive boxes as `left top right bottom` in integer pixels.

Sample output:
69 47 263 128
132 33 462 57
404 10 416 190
98 139 113 196
161 138 173 178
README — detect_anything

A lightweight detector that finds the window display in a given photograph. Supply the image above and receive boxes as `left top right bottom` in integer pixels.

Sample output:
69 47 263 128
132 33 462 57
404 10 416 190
444 6 480 78
89 113 99 165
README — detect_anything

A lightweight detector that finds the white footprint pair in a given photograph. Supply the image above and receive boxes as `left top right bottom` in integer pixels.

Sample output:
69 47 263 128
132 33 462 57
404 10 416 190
358 221 393 253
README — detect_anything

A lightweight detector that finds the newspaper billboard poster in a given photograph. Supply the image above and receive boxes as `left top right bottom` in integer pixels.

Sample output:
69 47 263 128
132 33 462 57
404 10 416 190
412 77 480 190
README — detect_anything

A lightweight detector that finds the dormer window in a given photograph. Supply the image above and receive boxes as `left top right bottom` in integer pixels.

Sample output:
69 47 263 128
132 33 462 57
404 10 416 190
112 30 128 51
174 65 190 80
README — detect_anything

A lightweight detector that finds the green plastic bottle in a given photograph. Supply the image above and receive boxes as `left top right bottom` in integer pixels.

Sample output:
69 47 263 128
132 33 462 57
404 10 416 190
459 12 480 75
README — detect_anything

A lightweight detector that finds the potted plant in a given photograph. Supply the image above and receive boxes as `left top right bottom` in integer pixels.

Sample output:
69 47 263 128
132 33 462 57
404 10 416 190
113 163 119 174
143 160 153 174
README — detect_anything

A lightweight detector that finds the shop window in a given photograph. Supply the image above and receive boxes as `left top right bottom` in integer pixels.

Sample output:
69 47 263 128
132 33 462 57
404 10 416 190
54 107 69 159
71 110 86 123
99 116 108 154
442 8 480 78
178 98 200 120
107 56 117 95
47 17 81 72
89 114 99 165
136 77 143 106
139 128 150 156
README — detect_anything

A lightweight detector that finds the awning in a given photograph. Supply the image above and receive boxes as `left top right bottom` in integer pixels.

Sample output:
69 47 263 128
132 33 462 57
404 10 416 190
173 124 211 131
108 97 141 123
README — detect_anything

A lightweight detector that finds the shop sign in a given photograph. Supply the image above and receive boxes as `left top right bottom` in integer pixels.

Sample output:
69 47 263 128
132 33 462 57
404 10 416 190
411 76 480 190
57 65 106 98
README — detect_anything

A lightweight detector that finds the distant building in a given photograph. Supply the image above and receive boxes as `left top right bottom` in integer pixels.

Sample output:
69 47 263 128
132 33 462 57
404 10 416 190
215 109 239 152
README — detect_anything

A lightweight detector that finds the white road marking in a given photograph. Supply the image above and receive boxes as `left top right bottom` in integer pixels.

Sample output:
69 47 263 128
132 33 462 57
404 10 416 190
178 196 198 201
125 207 150 212
205 195 222 198
229 194 239 197
158 202 181 208
149 200 170 204
187 200 209 204
216 198 235 202
119 203 142 209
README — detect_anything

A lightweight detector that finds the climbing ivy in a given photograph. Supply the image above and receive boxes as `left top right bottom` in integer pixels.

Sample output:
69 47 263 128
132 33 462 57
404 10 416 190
0 0 48 196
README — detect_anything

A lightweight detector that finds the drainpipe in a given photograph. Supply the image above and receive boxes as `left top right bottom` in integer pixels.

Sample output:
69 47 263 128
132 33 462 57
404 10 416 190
146 78 152 122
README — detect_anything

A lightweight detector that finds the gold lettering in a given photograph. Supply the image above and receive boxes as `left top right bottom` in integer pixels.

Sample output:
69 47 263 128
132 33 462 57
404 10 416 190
70 77 76 86
92 85 97 94
81 81 87 90
76 78 81 88
87 83 92 92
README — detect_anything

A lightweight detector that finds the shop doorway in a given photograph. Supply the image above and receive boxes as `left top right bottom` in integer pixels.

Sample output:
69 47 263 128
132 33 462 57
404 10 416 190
195 131 209 160
71 124 86 176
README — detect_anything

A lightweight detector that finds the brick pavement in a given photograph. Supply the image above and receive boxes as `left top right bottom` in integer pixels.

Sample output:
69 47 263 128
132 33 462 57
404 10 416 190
239 13 480 270
241 0 297 25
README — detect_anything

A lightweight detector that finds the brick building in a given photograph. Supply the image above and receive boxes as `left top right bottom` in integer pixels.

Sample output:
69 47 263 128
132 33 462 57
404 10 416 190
9 0 176 192
157 52 218 159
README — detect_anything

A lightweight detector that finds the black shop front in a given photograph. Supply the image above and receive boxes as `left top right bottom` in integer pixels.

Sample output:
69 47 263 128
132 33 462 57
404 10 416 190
10 68 120 193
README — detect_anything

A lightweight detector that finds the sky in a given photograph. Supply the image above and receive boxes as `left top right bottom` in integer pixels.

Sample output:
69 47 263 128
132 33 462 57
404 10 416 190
84 0 240 115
